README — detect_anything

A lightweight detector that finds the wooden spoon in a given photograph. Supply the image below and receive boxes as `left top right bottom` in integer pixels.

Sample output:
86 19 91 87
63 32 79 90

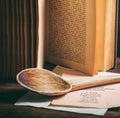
16 68 120 96
16 68 72 96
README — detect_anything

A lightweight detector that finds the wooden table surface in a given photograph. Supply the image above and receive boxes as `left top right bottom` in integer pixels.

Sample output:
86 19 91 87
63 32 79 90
0 59 120 118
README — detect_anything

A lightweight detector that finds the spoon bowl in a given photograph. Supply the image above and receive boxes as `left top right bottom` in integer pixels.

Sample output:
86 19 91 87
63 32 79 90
16 68 72 96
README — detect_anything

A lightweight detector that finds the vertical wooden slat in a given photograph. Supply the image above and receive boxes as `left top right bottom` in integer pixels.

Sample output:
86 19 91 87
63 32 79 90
16 0 21 74
19 0 25 70
36 0 39 68
30 0 34 67
2 0 7 78
14 0 18 75
30 0 37 67
0 0 3 79
23 0 27 69
11 0 16 78
6 0 12 78
33 0 37 67
8 0 13 78
6 0 10 78
23 0 31 68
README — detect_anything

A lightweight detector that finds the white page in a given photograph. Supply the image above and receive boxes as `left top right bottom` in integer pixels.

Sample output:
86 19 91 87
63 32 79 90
15 91 107 116
52 83 120 108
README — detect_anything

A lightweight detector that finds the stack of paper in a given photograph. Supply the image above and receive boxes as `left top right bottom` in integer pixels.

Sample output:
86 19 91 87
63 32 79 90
15 65 120 116
51 66 120 108
15 91 107 116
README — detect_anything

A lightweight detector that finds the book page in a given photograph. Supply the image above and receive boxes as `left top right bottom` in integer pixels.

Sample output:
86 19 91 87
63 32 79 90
96 0 117 71
51 83 120 108
104 0 116 70
45 0 97 75
96 0 106 71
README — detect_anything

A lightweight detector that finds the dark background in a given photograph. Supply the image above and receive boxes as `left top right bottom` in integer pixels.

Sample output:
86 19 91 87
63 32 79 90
117 0 120 57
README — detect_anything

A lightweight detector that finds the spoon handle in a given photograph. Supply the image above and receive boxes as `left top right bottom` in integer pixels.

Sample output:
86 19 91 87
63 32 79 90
70 77 120 91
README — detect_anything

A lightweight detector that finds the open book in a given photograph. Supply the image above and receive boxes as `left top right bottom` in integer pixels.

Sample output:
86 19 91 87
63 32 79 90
37 0 118 75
